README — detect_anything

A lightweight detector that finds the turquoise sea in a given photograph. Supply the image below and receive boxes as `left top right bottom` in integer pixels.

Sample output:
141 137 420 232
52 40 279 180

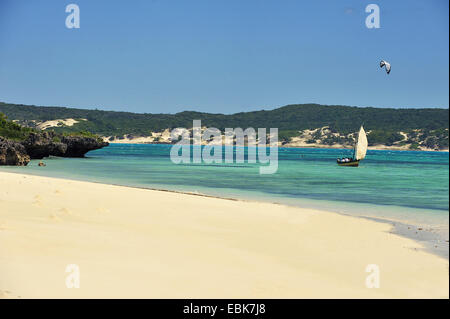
1 144 449 227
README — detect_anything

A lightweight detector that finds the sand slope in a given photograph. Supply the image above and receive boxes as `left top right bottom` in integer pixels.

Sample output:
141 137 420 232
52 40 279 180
0 172 448 298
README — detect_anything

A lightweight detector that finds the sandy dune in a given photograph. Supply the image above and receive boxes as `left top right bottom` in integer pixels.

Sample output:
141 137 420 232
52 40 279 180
36 118 85 130
0 171 448 298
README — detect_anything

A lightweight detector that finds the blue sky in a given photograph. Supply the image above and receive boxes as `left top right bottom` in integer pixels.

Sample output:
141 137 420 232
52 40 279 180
0 0 448 113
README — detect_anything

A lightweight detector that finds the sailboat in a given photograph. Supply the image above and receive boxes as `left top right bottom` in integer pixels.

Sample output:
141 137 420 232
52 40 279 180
337 126 368 167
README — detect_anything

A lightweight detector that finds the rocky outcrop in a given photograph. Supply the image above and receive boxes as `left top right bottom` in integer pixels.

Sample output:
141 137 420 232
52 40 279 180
60 135 109 158
0 132 109 165
21 132 67 159
21 131 109 159
0 137 31 166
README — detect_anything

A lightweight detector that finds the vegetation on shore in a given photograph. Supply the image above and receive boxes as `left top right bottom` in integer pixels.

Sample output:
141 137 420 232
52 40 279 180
0 112 103 143
0 112 34 141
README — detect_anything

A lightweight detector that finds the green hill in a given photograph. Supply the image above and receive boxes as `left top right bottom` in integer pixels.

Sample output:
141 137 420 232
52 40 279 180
0 101 448 149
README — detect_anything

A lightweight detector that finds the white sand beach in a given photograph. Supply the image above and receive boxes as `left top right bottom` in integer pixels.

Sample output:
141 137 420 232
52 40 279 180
0 171 448 298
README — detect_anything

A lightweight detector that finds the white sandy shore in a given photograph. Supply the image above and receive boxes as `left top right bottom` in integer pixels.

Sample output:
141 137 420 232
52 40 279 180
0 171 448 298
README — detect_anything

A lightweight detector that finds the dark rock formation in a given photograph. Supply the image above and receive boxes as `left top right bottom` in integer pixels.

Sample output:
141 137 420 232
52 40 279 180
22 131 109 159
20 131 108 159
0 132 108 165
60 135 109 158
0 137 31 166
21 132 67 159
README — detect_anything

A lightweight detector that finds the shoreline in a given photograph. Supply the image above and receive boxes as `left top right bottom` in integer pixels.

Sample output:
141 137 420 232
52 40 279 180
106 141 450 152
0 171 448 298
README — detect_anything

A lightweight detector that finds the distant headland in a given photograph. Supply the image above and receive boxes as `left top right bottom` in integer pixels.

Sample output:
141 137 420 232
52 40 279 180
1 101 448 152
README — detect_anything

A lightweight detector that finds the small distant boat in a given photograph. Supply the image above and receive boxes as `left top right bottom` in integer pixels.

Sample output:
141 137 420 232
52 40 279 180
337 126 368 167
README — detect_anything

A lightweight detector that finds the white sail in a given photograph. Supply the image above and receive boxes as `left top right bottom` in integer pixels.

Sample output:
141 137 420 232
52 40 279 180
354 126 368 160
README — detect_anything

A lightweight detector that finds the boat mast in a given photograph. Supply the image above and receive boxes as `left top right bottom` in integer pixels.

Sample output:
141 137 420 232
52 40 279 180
352 129 358 159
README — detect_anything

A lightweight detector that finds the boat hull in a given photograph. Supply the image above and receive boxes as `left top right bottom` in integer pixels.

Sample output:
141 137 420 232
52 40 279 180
337 160 360 167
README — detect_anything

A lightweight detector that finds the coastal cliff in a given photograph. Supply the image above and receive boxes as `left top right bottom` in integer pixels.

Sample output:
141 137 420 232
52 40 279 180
0 134 108 166
0 113 109 166
22 131 109 159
